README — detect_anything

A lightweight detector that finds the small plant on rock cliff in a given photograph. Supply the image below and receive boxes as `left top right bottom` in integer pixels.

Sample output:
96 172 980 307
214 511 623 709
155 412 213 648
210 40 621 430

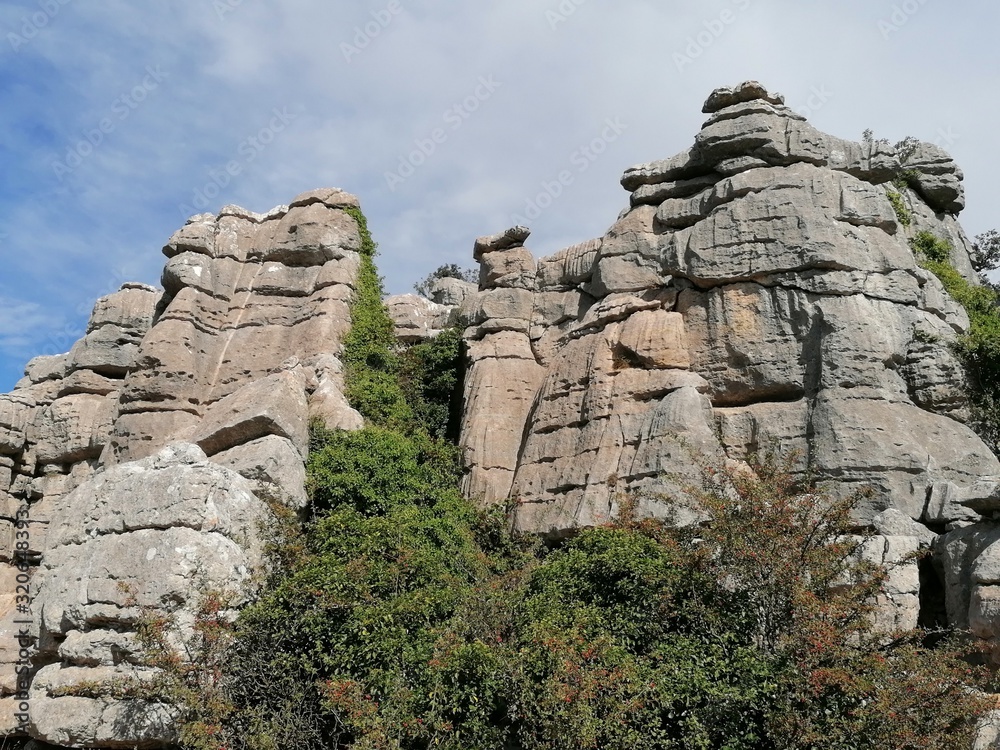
913 231 1000 451
100 583 239 750
886 188 911 226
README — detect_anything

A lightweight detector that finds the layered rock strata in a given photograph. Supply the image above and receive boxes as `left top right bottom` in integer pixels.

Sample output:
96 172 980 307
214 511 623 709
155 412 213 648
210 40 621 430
0 189 365 744
456 83 997 634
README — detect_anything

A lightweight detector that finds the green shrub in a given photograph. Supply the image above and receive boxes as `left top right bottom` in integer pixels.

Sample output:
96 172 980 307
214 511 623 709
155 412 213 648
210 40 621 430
910 230 953 264
399 328 464 440
306 426 460 516
912 232 1000 450
886 189 911 226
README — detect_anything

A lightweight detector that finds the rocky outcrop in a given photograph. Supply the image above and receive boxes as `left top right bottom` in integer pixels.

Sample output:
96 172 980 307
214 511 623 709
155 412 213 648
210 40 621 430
0 190 366 744
385 277 476 343
29 443 267 748
454 83 991 656
459 82 987 541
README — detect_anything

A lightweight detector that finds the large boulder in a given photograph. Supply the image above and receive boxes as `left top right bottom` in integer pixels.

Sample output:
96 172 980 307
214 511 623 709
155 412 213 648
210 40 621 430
29 443 269 747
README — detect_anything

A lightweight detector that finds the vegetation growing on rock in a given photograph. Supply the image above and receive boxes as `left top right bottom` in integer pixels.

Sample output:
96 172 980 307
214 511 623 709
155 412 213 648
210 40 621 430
913 230 1000 451
133 212 991 750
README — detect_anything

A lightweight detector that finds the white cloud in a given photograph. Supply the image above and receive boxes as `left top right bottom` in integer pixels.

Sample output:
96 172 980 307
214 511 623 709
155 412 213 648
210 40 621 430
1 0 999 391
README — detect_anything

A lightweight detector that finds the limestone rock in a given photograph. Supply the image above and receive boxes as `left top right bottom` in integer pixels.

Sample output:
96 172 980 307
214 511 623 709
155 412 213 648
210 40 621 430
456 83 995 549
385 294 453 343
212 435 309 510
473 226 530 259
23 355 71 384
429 277 477 306
620 147 708 192
0 190 369 747
288 187 361 210
536 239 600 288
902 141 965 214
307 354 364 433
27 394 115 465
110 196 361 462
29 664 176 749
702 80 785 113
68 285 160 376
479 246 536 290
29 443 268 745
459 331 545 505
189 370 310 459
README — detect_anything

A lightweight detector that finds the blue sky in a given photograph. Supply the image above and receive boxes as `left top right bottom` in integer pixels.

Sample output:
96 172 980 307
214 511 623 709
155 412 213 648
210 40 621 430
1 0 997 391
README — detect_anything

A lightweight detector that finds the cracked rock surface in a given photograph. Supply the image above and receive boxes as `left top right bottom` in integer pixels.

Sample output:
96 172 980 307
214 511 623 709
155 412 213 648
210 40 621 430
0 190 365 744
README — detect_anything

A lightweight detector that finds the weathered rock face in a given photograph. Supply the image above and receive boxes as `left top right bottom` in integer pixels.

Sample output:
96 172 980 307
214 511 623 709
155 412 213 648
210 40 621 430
30 443 267 748
385 277 477 343
455 83 995 661
0 190 365 744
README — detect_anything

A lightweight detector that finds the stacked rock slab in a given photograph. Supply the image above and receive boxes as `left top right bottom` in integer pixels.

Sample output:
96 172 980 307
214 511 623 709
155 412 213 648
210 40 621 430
385 277 477 343
456 83 1000 635
0 189 365 745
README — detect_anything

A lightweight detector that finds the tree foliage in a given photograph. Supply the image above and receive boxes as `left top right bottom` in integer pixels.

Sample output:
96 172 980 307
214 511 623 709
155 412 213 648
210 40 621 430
413 263 477 299
972 229 1000 278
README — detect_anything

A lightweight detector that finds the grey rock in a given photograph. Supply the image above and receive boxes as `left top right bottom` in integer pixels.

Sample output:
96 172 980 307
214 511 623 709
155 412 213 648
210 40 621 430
212 435 308 510
620 147 708 192
189 370 310 459
385 294 452 343
29 443 268 746
24 355 71 384
473 226 530 260
702 80 785 114
902 141 965 214
429 277 477 306
537 239 600 289
872 508 936 547
163 214 216 258
631 174 720 206
479 246 536 290
288 187 361 210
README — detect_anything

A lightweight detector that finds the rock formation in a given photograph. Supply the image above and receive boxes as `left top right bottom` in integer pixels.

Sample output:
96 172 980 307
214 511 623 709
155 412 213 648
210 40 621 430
454 82 999 639
0 189 365 744
2 81 1000 747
